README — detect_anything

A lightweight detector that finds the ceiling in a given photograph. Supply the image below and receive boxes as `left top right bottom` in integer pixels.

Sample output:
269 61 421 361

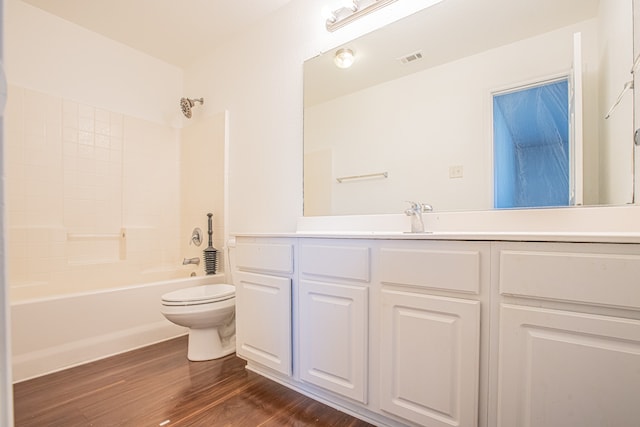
304 0 600 106
20 0 295 67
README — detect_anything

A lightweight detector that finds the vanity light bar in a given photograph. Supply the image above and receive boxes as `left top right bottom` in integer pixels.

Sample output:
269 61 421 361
326 0 399 32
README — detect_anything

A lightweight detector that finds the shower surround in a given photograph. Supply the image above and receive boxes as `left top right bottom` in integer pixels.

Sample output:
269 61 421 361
5 85 183 301
5 86 228 381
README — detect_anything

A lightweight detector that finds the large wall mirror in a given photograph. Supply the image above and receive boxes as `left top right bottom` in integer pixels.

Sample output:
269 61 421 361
303 0 636 216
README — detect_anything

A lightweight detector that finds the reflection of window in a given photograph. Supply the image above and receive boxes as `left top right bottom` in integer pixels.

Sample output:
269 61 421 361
493 79 570 208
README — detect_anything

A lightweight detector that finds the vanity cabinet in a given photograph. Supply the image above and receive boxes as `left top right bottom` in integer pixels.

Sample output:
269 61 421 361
493 242 640 427
233 235 640 427
378 241 487 427
234 238 295 376
298 240 370 403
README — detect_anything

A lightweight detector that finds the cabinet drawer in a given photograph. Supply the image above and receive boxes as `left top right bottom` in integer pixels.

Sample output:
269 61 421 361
499 247 640 309
300 244 370 282
235 243 294 275
380 247 481 294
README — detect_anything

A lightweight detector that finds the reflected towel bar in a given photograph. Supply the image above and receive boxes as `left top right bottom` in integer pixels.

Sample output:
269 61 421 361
604 80 633 119
606 55 639 120
336 172 388 183
632 54 640 75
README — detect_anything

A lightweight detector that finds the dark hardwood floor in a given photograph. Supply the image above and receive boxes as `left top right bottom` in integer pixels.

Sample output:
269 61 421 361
13 336 374 427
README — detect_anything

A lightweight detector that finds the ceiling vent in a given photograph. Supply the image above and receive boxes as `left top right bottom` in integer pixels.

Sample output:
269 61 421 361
399 51 423 64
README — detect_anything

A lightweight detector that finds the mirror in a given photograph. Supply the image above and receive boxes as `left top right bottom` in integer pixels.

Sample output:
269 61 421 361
303 0 635 216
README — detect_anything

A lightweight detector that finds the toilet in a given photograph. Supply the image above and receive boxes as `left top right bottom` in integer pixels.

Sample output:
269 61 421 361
160 284 236 361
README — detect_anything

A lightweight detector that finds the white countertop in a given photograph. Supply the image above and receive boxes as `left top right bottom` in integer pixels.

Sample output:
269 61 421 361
232 230 640 243
231 206 640 244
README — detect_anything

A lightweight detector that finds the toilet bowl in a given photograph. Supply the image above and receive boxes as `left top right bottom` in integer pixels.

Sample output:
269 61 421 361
160 284 236 361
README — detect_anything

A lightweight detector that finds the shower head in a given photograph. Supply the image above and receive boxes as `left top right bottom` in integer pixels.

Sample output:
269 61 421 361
180 97 204 119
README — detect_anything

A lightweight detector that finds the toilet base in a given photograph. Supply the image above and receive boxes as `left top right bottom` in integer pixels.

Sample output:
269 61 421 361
187 327 236 361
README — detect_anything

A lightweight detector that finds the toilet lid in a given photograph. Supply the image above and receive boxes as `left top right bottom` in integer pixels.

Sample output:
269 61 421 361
161 284 235 305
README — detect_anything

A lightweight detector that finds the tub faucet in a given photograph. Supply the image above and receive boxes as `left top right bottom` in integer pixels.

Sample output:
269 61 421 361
183 257 200 266
405 201 433 233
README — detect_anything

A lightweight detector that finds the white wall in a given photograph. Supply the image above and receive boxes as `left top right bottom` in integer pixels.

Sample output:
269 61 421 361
598 0 635 204
5 0 182 126
635 0 640 206
184 0 446 233
0 0 14 421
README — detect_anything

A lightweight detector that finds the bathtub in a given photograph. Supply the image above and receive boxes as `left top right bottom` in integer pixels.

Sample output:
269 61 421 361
11 274 226 382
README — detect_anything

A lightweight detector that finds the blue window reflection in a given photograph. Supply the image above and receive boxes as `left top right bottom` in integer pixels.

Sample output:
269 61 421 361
493 80 570 208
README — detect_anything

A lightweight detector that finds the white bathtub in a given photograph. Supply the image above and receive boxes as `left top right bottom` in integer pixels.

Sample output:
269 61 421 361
11 274 227 382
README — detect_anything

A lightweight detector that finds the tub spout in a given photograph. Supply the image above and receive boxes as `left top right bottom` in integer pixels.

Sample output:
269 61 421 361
183 257 200 266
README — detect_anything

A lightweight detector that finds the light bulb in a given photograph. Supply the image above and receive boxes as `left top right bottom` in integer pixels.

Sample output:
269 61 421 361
334 48 355 69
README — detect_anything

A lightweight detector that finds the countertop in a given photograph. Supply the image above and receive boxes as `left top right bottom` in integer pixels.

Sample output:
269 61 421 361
231 231 640 244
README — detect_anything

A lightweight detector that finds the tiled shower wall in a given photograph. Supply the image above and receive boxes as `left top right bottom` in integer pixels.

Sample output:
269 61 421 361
5 85 184 301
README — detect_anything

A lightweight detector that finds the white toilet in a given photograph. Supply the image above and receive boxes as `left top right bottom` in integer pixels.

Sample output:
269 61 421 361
160 284 236 361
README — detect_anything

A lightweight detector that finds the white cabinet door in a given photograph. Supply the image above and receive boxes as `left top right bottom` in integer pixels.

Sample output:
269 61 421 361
380 289 480 427
497 304 640 427
235 271 292 376
299 279 368 403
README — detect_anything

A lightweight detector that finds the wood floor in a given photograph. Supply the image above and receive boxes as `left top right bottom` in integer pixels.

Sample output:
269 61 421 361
13 336 374 427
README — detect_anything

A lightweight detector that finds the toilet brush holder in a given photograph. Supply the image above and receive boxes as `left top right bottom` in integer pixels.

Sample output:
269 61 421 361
204 213 218 275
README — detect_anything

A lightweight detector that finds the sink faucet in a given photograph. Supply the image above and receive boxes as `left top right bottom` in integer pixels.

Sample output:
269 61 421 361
405 201 433 233
182 257 200 266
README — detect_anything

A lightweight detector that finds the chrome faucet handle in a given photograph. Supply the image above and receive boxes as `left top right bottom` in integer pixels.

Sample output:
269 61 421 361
189 227 203 246
405 201 432 213
405 200 420 212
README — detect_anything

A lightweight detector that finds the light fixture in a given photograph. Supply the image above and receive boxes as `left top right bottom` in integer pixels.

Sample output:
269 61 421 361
334 48 355 69
326 0 399 32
